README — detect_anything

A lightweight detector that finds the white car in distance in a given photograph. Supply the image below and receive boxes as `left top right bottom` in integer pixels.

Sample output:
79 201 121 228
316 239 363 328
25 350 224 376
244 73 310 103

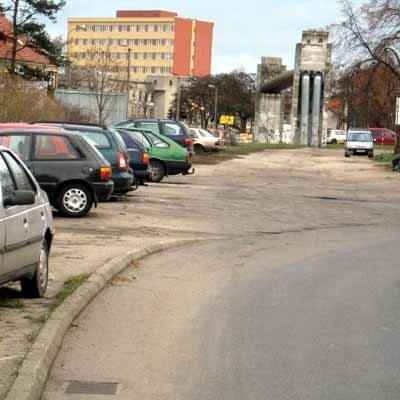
327 129 347 144
190 128 225 153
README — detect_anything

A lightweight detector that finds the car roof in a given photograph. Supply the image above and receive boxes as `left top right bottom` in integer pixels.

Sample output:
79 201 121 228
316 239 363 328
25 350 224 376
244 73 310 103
0 123 62 130
32 121 107 129
0 128 81 136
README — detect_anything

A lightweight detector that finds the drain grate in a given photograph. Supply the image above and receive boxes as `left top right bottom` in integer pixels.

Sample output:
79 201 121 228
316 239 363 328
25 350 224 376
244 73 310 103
66 381 118 395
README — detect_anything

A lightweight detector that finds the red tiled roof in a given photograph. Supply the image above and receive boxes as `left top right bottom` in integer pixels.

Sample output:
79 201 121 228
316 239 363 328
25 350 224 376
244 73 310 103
0 14 53 66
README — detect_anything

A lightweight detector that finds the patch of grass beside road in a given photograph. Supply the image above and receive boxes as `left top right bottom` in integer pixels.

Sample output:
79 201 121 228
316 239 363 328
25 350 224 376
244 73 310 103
53 274 90 308
373 153 398 164
0 298 24 309
193 143 301 165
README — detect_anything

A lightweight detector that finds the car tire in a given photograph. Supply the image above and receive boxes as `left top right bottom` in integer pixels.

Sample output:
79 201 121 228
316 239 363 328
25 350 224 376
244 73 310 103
331 139 337 144
368 151 374 158
149 160 165 183
57 183 93 217
345 151 350 158
20 240 48 298
194 144 205 154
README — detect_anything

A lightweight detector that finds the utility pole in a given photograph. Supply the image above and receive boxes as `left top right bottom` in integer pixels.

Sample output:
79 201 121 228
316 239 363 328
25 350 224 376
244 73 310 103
176 78 181 121
126 47 131 119
208 84 218 130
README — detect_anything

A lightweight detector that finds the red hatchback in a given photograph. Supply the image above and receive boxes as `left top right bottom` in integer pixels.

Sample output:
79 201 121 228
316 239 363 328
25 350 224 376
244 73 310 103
370 128 396 145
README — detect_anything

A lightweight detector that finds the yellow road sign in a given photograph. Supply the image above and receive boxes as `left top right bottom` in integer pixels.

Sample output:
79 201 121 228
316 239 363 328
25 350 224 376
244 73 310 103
220 115 234 125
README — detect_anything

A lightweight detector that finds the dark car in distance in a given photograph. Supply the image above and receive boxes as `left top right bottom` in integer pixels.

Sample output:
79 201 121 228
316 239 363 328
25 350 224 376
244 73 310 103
117 130 150 184
32 122 134 195
114 119 194 155
0 128 114 217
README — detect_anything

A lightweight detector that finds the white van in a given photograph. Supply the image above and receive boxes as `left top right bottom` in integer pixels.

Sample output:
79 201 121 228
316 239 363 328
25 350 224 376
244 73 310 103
344 129 374 158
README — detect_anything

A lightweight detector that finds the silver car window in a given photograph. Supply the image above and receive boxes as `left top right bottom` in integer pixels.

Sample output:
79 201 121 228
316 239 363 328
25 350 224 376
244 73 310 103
0 154 16 205
3 152 35 192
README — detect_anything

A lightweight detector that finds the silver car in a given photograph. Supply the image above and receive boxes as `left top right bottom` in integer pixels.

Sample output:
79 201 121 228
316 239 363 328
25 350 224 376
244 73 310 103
0 146 54 298
345 129 374 158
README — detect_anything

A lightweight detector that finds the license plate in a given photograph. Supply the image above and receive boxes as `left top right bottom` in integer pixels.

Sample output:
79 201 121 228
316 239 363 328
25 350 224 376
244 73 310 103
355 150 365 153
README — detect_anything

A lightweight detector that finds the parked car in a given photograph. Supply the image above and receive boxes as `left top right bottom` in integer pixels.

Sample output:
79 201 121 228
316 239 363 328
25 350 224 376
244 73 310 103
32 122 134 195
370 128 396 145
326 129 347 144
114 119 194 155
116 128 193 182
0 146 54 297
189 128 225 153
0 127 114 217
115 131 150 184
345 129 374 158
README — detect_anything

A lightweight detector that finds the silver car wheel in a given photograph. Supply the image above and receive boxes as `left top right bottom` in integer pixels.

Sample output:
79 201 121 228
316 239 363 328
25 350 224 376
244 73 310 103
149 161 165 182
63 188 87 213
38 242 48 292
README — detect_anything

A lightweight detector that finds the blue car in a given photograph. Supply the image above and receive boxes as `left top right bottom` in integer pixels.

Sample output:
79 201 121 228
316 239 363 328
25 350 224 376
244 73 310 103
118 130 150 184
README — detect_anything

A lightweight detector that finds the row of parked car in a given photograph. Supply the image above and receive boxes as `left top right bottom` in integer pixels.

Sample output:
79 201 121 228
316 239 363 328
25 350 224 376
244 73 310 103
0 119 225 298
0 119 198 218
0 118 225 298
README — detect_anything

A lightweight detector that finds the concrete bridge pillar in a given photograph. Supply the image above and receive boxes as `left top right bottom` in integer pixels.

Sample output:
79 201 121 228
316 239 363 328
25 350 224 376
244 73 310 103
291 31 332 146
254 57 285 143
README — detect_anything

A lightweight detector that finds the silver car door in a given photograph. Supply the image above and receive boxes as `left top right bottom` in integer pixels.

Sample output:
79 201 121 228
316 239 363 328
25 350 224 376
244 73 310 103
0 195 5 281
2 151 43 269
0 153 29 277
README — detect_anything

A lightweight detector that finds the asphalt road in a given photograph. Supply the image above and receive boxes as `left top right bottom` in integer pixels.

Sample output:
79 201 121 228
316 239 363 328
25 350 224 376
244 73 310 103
42 225 400 400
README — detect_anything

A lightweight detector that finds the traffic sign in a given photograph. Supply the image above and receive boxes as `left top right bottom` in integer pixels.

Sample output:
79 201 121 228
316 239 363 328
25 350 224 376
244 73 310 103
220 115 234 125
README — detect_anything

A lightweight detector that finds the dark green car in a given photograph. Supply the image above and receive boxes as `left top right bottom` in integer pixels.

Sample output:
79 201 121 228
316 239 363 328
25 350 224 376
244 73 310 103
116 128 193 182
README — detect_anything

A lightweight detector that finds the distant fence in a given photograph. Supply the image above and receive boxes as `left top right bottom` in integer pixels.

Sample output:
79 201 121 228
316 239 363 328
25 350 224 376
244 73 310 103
55 89 128 124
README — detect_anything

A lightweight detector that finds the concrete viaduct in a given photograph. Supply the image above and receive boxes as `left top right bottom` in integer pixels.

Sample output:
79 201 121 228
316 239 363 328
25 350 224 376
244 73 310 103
254 30 332 146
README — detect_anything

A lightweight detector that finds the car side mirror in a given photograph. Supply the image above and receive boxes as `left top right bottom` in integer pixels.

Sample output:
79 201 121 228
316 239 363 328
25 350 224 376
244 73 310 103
4 190 35 207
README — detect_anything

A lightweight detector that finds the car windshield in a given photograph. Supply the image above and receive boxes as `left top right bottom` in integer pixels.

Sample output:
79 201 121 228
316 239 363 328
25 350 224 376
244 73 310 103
80 131 111 148
348 133 372 142
126 131 152 149
198 129 214 138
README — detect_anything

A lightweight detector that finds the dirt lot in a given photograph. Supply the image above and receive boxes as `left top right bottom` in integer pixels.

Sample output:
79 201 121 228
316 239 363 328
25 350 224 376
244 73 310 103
1 147 400 399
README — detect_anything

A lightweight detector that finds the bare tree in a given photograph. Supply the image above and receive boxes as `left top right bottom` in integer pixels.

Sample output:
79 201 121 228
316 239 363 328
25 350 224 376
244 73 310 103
336 0 400 82
81 47 126 124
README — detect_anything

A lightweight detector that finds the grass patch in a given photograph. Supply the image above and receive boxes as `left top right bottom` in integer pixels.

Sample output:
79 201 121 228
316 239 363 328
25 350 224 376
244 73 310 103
193 143 302 165
0 298 24 309
373 153 399 163
52 274 90 309
224 143 301 153
326 143 344 149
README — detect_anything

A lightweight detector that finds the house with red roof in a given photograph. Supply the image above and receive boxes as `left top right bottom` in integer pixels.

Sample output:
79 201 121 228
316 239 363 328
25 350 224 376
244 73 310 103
0 13 57 81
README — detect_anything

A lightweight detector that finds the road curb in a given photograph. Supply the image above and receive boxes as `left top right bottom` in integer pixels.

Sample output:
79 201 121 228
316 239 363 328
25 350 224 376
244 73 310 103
5 238 200 400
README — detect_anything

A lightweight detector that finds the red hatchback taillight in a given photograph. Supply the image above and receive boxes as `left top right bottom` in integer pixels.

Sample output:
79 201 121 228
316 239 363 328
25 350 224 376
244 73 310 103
100 166 112 180
142 152 150 164
185 138 193 147
117 152 128 171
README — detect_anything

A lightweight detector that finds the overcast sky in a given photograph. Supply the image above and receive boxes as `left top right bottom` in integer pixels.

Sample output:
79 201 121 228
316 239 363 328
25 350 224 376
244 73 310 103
44 0 343 74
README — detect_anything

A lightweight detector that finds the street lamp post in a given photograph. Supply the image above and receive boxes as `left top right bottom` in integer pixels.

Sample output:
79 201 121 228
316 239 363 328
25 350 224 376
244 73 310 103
208 84 218 130
121 45 131 119
126 48 131 119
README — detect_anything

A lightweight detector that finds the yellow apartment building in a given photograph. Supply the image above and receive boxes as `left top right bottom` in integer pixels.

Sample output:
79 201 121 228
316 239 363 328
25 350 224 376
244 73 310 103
68 10 214 81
